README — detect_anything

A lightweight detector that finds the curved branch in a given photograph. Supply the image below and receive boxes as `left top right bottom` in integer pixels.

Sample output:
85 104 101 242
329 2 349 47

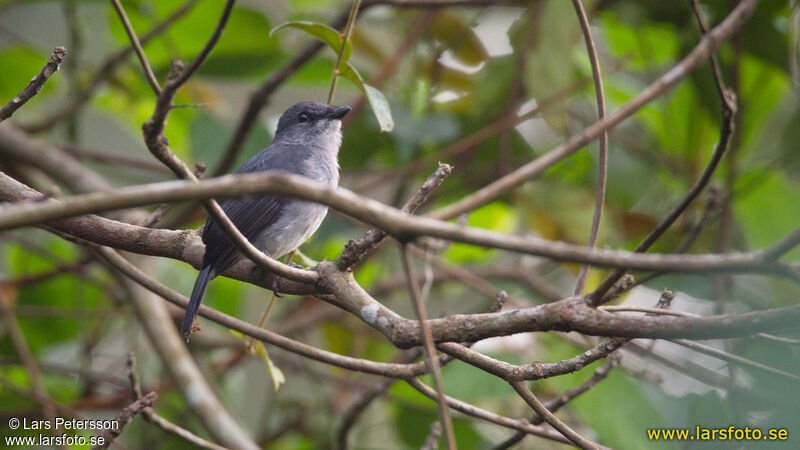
571 0 608 295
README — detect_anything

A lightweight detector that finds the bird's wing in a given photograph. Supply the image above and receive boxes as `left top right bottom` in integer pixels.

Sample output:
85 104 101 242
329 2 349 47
200 144 299 272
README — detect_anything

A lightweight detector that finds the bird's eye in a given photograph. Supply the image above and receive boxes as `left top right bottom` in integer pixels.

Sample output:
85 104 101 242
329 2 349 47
298 112 310 123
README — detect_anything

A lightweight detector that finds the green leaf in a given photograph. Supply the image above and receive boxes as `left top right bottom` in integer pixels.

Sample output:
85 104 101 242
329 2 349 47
270 21 352 61
228 330 285 390
445 202 517 263
338 61 395 132
256 342 286 391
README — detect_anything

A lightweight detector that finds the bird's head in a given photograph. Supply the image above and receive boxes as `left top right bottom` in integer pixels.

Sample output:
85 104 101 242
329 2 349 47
274 102 351 146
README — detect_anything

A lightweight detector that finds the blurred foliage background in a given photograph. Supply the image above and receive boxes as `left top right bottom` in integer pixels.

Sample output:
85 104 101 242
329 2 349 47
0 0 799 448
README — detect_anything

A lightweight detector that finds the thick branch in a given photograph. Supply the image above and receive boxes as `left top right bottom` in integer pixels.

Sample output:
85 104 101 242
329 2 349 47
0 171 792 274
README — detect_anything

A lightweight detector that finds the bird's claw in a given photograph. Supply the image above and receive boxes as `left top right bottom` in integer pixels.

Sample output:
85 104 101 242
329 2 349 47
272 262 304 296
271 276 282 298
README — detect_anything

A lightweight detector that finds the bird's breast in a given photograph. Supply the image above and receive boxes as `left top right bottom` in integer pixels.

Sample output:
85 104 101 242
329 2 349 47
258 200 329 258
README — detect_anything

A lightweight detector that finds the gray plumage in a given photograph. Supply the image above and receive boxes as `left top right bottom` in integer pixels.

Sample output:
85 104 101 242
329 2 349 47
183 101 350 340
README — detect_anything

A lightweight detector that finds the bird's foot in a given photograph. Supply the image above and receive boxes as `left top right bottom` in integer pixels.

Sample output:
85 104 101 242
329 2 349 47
286 261 305 269
271 276 283 298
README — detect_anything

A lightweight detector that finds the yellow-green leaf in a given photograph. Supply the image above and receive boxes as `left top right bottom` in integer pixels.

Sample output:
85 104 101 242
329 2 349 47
338 61 394 132
270 21 352 61
257 342 286 391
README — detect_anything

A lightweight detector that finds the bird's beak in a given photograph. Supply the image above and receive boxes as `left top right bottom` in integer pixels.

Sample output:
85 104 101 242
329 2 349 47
328 106 351 120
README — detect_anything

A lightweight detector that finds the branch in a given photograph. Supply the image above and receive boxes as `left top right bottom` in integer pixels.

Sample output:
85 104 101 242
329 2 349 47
110 0 161 95
91 245 438 378
3 174 798 345
127 353 227 450
112 252 259 450
0 46 66 122
429 0 759 221
91 391 158 450
317 269 800 346
588 0 740 304
670 339 800 382
0 172 314 296
170 0 236 89
405 378 573 445
20 0 199 133
571 0 608 295
59 143 173 174
327 0 362 104
0 125 112 193
509 380 601 450
337 163 451 270
493 358 620 449
400 245 456 450
2 171 795 274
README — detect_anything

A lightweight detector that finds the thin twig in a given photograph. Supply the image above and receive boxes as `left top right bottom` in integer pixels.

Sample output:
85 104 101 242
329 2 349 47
328 0 363 104
670 338 800 381
0 46 66 122
92 391 158 449
429 0 759 221
494 358 618 449
337 163 452 270
111 251 259 450
127 353 227 450
400 244 456 450
59 143 173 174
509 380 601 449
406 377 573 445
571 0 608 296
110 0 161 95
170 0 236 89
601 305 800 345
420 422 442 450
20 0 199 133
588 0 740 304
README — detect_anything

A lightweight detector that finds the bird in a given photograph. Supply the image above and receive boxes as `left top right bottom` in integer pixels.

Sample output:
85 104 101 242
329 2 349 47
182 101 350 341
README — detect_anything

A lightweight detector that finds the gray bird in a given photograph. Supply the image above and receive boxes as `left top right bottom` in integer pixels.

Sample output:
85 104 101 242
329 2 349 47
182 101 350 340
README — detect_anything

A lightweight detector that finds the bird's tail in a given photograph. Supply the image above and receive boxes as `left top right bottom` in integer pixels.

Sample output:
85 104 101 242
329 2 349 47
183 265 213 342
